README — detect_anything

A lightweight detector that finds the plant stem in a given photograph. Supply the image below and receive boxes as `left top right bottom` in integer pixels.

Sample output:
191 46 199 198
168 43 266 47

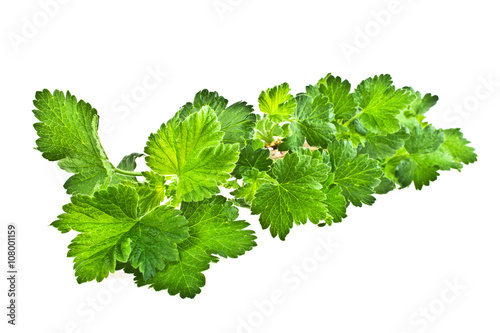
342 111 362 127
113 167 143 177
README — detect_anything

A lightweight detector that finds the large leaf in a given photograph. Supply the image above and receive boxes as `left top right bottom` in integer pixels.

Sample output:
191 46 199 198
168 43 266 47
251 152 330 240
52 184 189 282
33 90 114 195
139 196 256 298
145 107 239 202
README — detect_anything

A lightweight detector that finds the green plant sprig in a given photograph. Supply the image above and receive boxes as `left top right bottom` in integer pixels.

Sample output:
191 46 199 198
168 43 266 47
32 73 477 298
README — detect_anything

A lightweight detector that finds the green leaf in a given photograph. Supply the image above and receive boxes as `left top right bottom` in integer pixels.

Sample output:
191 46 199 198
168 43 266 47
317 74 358 120
52 184 189 282
145 107 239 202
395 158 439 190
136 171 169 215
374 176 396 194
403 87 439 119
232 145 272 179
116 152 143 171
326 140 383 206
404 122 444 155
251 153 330 240
110 153 144 185
255 116 287 145
441 128 477 165
353 74 415 134
333 120 365 147
395 122 452 190
296 147 331 167
141 196 256 298
258 83 297 122
177 90 256 147
224 179 240 190
177 89 228 119
218 101 257 146
231 168 271 203
279 94 335 151
33 90 114 195
383 150 409 183
246 138 265 150
322 185 347 225
360 127 410 160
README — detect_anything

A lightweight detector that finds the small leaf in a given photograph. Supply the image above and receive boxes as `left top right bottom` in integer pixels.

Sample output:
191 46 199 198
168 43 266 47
258 83 297 122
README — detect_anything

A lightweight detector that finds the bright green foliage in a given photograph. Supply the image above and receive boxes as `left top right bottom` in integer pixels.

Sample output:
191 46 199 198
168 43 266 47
139 196 256 298
135 171 170 215
360 127 410 160
145 107 240 202
33 90 114 195
52 184 189 282
33 73 477 298
394 122 462 189
322 185 347 224
441 128 477 165
326 141 383 206
176 89 256 147
279 94 336 151
110 153 144 185
258 83 297 122
251 153 330 240
402 87 439 123
316 74 358 120
353 74 415 134
254 115 290 145
231 168 271 204
232 145 272 179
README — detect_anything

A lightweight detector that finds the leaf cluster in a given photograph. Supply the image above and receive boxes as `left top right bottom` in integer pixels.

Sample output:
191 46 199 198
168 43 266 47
33 74 476 297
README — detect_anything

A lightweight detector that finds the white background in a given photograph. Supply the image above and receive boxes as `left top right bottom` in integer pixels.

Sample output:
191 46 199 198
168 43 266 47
1 0 498 332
